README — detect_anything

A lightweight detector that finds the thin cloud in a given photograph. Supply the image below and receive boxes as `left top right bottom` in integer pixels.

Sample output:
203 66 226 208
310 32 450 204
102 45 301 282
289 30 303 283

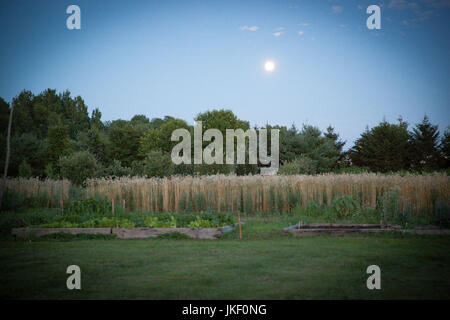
273 31 284 37
275 27 285 31
332 5 343 13
239 25 259 31
299 22 310 27
298 30 304 36
388 0 419 9
387 0 438 25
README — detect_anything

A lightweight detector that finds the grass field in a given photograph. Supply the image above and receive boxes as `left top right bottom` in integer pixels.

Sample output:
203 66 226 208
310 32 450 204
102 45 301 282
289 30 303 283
1 217 449 299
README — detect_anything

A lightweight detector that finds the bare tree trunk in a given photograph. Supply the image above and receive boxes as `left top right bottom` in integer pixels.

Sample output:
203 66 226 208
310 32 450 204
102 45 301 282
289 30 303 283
0 98 14 211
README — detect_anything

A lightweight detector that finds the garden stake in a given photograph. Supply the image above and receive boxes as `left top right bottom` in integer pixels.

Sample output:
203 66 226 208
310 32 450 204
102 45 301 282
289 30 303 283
238 210 242 239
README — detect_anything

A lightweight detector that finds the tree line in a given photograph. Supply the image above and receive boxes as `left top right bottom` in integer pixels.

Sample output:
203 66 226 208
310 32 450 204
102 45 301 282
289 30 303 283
0 89 448 184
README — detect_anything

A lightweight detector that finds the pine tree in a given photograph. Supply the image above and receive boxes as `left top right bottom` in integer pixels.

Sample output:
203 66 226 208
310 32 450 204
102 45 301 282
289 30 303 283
325 126 345 168
410 115 441 170
349 120 412 172
440 127 450 169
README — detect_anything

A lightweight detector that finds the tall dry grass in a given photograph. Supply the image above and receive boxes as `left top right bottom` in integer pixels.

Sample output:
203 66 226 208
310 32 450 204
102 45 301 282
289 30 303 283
82 173 449 214
5 178 72 207
4 174 449 214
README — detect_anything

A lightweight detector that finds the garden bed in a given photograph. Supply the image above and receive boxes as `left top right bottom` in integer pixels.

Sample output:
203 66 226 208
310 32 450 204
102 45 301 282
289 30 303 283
11 225 238 240
283 222 399 236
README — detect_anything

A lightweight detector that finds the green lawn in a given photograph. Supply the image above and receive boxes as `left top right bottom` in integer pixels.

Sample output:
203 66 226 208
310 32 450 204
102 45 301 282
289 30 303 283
1 217 449 299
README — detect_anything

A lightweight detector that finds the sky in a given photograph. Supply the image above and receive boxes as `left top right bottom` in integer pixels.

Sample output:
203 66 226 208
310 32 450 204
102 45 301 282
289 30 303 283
0 0 449 148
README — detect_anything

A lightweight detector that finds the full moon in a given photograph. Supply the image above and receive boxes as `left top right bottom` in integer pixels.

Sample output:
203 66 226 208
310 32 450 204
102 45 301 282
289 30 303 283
264 60 275 72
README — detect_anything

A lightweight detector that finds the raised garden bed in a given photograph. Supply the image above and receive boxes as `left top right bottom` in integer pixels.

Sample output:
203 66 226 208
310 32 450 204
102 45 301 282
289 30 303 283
283 222 399 236
11 224 239 240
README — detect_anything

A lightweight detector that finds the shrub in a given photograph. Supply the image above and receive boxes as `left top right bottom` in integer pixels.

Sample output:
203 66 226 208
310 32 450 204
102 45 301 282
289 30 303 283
279 155 317 175
188 216 213 228
18 160 32 178
59 151 99 185
143 150 174 177
99 159 132 177
331 195 360 218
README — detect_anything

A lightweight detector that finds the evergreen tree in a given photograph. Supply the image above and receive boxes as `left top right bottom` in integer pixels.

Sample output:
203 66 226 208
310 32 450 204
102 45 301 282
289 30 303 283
440 127 450 168
324 125 345 168
410 115 441 170
349 120 412 172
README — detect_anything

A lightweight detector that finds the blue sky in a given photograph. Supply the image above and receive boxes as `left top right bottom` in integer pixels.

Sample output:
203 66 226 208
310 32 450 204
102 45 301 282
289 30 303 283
0 0 449 148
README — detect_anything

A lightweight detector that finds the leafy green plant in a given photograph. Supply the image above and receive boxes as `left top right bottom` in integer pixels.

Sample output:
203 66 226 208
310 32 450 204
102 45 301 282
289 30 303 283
154 216 177 228
331 195 360 217
188 216 213 228
144 216 159 228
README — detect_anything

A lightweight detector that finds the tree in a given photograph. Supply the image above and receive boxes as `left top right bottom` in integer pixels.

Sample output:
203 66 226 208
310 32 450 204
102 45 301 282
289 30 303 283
18 160 32 178
279 155 318 175
46 121 70 169
139 118 190 156
440 127 450 168
59 151 99 185
297 125 340 172
10 90 34 136
143 150 174 177
0 97 9 136
10 133 46 176
109 123 141 167
0 98 14 210
324 125 345 168
410 115 441 170
90 108 104 130
195 109 255 175
274 124 340 173
85 127 109 165
349 120 412 172
130 114 151 134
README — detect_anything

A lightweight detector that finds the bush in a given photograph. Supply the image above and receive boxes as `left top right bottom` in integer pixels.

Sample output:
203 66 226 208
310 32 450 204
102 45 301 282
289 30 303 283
143 150 174 177
331 195 360 218
59 151 99 185
99 159 132 177
279 155 317 175
18 160 32 178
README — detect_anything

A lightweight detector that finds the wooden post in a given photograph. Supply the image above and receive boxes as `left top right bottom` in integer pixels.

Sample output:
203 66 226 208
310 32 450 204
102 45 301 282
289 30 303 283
60 199 64 216
238 210 242 239
123 199 126 211
0 98 14 211
112 199 118 228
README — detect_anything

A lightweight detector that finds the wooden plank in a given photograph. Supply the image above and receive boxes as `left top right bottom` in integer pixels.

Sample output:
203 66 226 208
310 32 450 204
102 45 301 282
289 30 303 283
12 228 112 238
112 227 223 239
